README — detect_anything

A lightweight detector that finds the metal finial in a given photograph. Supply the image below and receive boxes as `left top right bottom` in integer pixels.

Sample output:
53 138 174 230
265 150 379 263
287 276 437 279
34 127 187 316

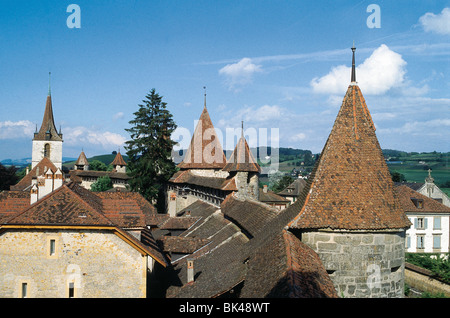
241 120 244 138
203 86 207 108
48 72 51 96
351 43 356 83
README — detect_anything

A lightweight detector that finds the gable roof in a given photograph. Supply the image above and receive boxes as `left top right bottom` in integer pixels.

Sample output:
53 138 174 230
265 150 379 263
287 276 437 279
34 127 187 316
169 170 237 191
177 106 226 169
278 178 307 197
395 185 450 214
10 157 59 191
1 182 167 266
33 93 63 142
223 135 260 173
0 191 30 224
289 83 410 231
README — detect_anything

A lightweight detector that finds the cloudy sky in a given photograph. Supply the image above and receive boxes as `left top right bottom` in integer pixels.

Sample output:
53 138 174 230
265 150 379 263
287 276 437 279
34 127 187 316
0 0 449 160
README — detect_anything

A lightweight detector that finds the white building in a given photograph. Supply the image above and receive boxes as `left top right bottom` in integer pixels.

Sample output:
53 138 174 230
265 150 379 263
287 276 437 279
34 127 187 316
397 185 450 254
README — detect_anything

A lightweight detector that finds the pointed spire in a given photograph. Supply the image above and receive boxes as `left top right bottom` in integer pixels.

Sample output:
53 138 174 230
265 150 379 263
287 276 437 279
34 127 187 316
351 42 356 84
33 74 62 142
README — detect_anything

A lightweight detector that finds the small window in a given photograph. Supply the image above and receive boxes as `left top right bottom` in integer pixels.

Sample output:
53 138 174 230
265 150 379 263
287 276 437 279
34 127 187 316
416 218 427 230
434 217 441 230
44 143 51 158
50 239 56 256
417 235 425 249
68 282 75 298
433 235 441 249
21 283 28 298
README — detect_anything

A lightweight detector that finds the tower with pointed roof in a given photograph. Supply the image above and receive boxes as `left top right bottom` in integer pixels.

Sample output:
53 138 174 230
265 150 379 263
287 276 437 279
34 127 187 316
223 122 261 200
287 45 410 298
177 89 227 173
31 73 63 169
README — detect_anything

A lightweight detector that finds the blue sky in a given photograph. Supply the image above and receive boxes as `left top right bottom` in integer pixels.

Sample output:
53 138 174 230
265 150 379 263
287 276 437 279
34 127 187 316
0 0 449 161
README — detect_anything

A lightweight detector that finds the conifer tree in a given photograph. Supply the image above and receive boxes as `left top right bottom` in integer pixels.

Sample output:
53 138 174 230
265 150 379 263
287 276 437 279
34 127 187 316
125 89 177 212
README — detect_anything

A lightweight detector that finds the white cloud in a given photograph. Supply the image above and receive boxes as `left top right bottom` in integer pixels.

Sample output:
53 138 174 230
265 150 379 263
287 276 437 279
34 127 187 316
64 126 127 150
113 112 124 120
311 44 407 95
0 120 35 139
419 8 450 35
219 58 263 90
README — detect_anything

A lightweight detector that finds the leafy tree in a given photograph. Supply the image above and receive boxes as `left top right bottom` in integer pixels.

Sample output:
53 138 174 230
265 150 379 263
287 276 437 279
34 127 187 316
125 89 177 212
0 163 18 191
272 175 294 193
91 175 113 192
89 160 108 171
390 171 406 182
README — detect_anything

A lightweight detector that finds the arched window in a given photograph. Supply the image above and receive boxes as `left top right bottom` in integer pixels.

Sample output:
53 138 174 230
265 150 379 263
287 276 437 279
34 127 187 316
44 144 51 158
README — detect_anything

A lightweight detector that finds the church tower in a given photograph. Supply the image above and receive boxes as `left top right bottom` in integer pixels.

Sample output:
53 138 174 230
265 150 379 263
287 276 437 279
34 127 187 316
31 73 63 169
288 45 410 297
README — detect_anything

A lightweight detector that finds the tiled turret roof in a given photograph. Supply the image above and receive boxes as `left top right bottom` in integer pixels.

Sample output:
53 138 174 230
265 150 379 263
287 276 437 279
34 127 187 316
177 106 226 169
33 89 62 142
289 47 410 231
223 130 260 173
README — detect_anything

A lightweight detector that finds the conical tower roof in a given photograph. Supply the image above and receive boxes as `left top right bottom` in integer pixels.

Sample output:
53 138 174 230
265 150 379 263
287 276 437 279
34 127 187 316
223 124 260 173
75 151 89 166
289 46 410 231
33 74 62 142
111 151 127 166
178 104 226 170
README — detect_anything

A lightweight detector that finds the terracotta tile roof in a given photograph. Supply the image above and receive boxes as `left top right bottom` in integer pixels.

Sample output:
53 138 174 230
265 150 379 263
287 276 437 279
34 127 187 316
5 183 113 226
259 189 290 204
289 84 410 230
0 191 30 224
223 135 261 173
10 157 59 191
158 236 210 254
111 151 127 166
33 94 63 142
169 170 237 191
278 178 307 197
75 151 89 166
177 106 226 169
240 230 337 298
395 185 450 213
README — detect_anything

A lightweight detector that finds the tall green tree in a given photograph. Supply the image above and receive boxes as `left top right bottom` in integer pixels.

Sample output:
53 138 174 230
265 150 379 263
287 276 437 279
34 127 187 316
125 89 177 212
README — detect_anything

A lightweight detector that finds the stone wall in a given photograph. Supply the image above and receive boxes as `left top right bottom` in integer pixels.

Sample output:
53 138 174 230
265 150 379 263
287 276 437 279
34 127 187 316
301 230 406 298
0 229 147 298
405 262 450 297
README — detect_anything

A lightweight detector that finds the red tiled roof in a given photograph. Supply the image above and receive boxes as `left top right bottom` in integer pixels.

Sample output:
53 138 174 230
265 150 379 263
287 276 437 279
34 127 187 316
177 106 226 169
0 191 30 224
111 151 127 166
395 185 450 213
289 84 410 230
223 135 260 173
169 170 237 191
10 157 59 191
75 151 89 166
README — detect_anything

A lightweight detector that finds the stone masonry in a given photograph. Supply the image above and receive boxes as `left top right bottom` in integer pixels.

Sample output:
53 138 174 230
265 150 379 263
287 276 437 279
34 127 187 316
301 230 406 298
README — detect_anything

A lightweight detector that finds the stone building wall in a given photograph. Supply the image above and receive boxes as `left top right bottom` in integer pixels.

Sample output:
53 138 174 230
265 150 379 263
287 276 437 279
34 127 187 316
300 230 406 298
0 229 147 298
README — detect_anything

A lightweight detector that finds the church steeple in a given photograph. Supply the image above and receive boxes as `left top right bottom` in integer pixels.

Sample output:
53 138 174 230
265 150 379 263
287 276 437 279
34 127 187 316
31 74 63 169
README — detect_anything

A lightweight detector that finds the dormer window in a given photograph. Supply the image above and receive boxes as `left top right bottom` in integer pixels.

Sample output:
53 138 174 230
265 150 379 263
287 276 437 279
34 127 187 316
411 198 423 209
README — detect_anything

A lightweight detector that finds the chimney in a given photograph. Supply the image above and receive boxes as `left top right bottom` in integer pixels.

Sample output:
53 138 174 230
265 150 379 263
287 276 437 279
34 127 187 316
263 184 268 193
187 260 194 284
30 184 38 205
